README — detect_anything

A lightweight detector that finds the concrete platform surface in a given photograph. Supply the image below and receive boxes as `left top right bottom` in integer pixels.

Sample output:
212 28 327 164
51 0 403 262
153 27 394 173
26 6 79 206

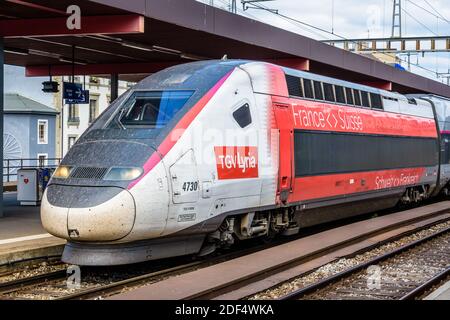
0 192 46 240
424 281 450 300
0 192 65 265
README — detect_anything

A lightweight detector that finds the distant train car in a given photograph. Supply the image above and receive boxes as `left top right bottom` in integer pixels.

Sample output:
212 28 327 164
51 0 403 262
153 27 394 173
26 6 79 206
41 60 448 265
407 94 450 194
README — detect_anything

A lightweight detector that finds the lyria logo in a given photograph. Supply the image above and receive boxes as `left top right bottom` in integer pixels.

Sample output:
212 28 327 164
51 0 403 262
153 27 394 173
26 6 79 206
214 146 258 180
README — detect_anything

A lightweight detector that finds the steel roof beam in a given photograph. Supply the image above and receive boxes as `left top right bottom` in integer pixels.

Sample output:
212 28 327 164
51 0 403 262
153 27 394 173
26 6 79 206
0 14 144 38
264 58 310 71
25 62 180 77
357 81 393 91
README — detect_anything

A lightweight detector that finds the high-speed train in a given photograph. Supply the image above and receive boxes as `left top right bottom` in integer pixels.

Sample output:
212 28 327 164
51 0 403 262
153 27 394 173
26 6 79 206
41 60 450 265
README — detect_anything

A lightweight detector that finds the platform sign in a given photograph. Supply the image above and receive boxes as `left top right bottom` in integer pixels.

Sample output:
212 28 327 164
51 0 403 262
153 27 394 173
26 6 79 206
63 82 83 99
65 90 90 104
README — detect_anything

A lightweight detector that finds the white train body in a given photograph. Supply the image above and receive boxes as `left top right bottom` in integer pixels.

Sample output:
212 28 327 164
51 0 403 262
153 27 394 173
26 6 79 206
41 60 450 265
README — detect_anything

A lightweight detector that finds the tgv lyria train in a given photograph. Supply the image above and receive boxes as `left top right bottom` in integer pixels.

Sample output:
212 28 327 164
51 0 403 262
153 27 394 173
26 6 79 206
41 60 450 265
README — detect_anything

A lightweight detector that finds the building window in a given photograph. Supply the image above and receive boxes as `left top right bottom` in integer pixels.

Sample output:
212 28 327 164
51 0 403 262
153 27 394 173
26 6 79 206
89 99 98 123
37 153 48 167
68 135 78 150
68 104 79 124
90 76 99 84
37 119 48 144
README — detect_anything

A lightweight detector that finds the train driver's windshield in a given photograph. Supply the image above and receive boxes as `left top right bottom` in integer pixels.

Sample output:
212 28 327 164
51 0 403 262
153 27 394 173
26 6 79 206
108 90 194 129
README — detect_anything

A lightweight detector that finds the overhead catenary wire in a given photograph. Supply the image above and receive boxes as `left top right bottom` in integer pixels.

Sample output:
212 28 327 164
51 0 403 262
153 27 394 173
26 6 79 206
201 0 444 78
242 0 441 77
401 2 440 36
406 0 450 24
211 0 328 39
423 0 449 23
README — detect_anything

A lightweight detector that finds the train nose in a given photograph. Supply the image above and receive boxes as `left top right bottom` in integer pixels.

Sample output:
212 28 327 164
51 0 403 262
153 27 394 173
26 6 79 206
41 185 136 241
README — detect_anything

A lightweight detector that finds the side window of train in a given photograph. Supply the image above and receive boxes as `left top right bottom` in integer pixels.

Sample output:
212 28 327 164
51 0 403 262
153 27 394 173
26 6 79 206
335 86 346 104
303 79 314 99
354 89 362 106
285 75 303 97
370 93 383 110
345 87 354 105
361 91 370 108
323 83 335 102
233 103 252 128
313 81 324 100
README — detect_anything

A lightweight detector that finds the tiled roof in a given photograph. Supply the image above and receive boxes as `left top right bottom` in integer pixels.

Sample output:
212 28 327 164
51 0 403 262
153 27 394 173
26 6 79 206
5 93 58 115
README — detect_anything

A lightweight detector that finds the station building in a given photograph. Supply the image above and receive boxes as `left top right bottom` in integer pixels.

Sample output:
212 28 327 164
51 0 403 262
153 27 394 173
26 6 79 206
3 93 58 182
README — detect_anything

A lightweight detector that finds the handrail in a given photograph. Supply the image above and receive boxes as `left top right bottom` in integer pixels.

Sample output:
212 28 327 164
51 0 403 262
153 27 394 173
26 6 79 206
3 158 62 182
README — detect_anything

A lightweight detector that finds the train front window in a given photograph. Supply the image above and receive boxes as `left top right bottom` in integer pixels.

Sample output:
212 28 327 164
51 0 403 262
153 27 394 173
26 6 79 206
110 90 194 129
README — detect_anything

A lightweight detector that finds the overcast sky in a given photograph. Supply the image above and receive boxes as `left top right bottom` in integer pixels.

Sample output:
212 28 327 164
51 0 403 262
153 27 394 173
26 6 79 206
199 0 450 82
5 0 450 101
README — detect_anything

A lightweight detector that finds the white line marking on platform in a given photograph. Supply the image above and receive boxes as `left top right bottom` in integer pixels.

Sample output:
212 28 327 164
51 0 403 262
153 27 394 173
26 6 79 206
0 233 53 245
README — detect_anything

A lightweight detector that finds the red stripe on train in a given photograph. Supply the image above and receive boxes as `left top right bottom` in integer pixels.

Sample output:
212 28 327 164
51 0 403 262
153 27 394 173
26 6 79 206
288 98 437 138
290 167 430 202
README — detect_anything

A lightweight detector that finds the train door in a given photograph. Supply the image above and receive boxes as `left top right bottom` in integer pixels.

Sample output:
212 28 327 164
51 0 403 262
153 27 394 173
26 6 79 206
272 101 294 204
169 149 199 204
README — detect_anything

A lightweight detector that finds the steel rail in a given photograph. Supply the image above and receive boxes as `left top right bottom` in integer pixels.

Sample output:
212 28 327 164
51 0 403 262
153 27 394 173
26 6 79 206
278 226 450 300
0 231 298 299
2 204 449 300
0 269 67 294
56 261 203 300
399 267 450 300
185 214 450 300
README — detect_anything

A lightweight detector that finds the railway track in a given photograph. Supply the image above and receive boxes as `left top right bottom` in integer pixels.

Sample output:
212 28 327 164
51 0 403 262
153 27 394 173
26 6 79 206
0 231 309 300
278 226 450 300
0 257 67 295
186 219 450 300
0 255 63 277
105 202 450 300
1 202 449 300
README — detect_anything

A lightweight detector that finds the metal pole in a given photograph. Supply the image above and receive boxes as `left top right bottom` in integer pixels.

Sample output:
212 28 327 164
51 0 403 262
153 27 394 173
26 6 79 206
111 73 119 102
407 52 411 71
391 0 402 38
230 0 237 13
61 81 64 157
0 36 4 217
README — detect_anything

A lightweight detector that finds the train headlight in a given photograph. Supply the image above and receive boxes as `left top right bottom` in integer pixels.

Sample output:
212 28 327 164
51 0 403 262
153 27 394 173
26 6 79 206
53 166 73 179
103 167 143 181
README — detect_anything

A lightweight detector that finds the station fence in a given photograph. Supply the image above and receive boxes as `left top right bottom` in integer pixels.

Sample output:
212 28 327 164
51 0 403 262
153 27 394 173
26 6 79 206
3 158 62 182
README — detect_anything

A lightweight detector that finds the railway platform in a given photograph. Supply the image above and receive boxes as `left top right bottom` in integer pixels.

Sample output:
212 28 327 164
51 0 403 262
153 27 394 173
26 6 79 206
0 192 64 266
424 281 450 300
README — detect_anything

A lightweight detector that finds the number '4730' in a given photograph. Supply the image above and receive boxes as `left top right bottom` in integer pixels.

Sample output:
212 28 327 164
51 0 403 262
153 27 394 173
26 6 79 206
182 181 198 192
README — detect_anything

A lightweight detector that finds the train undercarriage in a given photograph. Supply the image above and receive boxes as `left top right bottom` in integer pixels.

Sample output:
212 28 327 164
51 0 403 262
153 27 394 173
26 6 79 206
200 183 446 256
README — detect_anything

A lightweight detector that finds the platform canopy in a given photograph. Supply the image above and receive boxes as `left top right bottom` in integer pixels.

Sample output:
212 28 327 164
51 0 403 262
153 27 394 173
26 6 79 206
0 0 449 96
